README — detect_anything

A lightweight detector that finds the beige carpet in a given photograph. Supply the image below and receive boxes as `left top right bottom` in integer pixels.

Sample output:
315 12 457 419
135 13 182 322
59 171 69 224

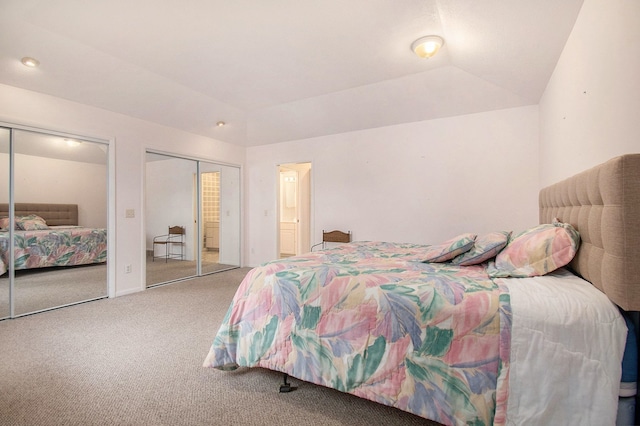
0 268 438 426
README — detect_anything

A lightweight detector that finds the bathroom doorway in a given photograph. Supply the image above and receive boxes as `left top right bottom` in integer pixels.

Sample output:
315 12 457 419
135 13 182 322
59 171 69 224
277 162 311 257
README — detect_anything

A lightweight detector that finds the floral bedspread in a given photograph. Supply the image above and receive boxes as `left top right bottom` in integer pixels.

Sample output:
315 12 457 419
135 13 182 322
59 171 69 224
0 226 107 275
204 241 511 426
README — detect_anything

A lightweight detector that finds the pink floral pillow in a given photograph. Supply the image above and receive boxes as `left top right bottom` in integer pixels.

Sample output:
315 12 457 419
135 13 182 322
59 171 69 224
488 221 580 278
451 231 511 266
0 217 9 231
422 233 476 263
16 214 49 231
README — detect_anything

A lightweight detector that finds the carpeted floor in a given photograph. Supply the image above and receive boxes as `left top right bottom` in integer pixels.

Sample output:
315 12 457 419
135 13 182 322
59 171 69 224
0 255 239 317
0 268 438 426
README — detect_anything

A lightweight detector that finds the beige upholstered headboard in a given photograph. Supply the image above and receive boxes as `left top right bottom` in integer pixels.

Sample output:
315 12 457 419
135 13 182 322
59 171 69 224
539 154 640 311
0 203 79 226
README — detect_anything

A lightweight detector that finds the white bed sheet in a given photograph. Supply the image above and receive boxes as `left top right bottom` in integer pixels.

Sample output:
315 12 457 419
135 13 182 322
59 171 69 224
502 268 627 425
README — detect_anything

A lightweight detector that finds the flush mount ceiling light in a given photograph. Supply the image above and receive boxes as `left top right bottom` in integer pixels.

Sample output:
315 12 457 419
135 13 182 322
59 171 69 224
64 138 82 147
411 35 444 59
21 56 40 67
216 121 226 127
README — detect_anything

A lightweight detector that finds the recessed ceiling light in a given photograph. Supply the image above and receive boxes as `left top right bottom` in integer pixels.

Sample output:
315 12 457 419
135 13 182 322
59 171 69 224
216 121 226 127
21 57 40 68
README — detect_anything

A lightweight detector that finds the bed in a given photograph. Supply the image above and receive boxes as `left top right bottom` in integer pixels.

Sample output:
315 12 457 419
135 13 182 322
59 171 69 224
0 203 107 276
204 154 640 425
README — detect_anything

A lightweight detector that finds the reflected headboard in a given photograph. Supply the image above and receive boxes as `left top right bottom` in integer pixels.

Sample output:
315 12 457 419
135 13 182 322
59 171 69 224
539 154 640 311
0 203 79 226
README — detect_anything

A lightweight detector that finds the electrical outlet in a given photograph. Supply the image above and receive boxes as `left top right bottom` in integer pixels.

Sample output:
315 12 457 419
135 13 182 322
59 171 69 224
125 209 135 218
125 264 132 273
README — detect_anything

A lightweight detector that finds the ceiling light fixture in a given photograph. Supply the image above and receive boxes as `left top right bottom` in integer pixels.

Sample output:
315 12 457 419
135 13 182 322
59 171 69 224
64 138 82 147
21 56 40 68
216 121 226 127
411 35 444 59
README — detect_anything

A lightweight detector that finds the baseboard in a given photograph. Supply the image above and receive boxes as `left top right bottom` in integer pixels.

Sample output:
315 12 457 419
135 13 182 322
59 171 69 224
115 287 144 297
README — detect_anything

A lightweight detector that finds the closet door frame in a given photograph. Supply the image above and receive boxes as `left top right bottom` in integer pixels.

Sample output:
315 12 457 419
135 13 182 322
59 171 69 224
0 121 115 319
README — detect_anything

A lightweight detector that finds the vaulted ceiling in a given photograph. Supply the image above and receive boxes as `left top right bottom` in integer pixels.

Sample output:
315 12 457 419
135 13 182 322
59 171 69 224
0 0 584 146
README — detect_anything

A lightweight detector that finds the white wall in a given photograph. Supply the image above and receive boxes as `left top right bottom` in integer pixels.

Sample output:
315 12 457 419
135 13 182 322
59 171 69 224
0 83 244 297
539 0 640 185
246 106 540 266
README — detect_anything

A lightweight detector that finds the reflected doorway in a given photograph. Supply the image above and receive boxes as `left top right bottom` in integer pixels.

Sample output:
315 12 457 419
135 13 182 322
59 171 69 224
201 171 220 271
199 162 241 275
278 162 311 258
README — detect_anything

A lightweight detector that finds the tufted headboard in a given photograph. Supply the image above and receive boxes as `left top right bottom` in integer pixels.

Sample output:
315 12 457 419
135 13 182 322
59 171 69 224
539 154 640 311
0 203 79 226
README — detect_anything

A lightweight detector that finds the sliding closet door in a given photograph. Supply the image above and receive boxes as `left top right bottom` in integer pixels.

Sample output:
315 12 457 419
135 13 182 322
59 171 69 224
146 153 240 286
0 128 10 320
145 153 198 286
12 129 108 316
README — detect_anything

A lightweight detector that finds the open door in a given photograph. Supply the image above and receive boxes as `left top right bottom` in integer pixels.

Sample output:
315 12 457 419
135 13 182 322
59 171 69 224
278 162 311 257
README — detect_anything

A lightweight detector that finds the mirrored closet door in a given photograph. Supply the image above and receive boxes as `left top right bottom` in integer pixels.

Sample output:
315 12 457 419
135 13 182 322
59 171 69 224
0 128 10 319
145 152 240 287
1 126 109 319
145 153 198 285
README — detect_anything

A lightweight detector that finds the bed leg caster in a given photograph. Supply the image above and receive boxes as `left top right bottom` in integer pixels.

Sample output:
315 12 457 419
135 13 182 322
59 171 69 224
279 373 297 393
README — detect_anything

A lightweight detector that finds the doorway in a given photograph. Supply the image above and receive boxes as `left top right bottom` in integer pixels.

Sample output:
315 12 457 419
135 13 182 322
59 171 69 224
278 162 311 258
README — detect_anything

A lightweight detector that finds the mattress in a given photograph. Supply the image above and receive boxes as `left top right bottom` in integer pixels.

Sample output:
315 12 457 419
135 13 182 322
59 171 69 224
501 268 627 425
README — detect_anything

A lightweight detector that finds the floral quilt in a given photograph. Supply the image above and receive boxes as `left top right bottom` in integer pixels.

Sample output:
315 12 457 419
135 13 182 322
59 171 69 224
0 226 107 275
204 241 512 426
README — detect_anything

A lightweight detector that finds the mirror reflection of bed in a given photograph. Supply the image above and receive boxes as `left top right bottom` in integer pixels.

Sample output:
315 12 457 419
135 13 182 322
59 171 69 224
0 203 108 317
